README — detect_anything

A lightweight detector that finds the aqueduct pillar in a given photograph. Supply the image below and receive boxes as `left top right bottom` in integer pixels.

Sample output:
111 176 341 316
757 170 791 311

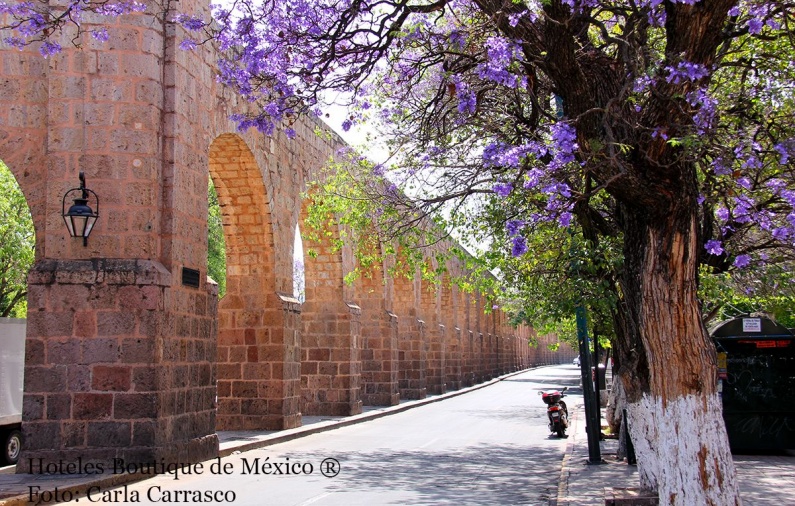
358 260 400 406
3 5 221 468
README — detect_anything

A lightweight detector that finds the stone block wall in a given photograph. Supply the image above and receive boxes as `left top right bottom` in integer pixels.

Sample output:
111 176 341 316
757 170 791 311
22 259 217 467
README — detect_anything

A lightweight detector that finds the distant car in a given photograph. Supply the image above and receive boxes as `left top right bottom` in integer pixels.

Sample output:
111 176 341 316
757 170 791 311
573 356 580 367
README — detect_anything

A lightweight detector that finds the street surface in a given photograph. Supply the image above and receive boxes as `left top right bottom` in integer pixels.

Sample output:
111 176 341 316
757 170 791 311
59 365 581 506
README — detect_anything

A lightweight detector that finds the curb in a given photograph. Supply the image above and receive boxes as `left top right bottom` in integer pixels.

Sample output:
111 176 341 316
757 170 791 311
0 367 544 506
550 400 580 506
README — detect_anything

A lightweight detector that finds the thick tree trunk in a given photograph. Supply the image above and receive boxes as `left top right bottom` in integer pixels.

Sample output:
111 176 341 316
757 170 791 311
619 200 740 505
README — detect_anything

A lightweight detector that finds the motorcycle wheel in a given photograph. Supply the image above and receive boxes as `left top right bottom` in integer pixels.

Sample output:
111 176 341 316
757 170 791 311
556 426 566 438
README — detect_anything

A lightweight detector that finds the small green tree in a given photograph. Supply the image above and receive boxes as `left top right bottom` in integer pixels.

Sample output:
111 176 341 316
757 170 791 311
0 161 34 318
207 179 226 298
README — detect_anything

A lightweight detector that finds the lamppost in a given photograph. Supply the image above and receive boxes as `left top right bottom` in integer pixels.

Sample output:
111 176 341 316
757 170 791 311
62 172 99 247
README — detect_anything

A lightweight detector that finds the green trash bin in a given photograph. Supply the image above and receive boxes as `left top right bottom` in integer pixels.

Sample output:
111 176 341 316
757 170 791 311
711 315 795 451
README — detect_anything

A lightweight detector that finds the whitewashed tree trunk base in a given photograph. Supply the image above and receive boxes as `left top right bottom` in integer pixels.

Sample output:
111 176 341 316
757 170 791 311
627 393 742 505
607 378 627 433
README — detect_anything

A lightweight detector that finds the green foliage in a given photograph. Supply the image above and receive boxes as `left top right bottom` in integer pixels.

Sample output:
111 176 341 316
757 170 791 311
303 153 454 288
0 161 34 318
207 179 226 298
700 263 795 329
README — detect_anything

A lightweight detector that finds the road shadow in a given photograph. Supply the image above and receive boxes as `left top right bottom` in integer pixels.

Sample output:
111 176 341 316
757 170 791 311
505 376 581 388
278 442 564 505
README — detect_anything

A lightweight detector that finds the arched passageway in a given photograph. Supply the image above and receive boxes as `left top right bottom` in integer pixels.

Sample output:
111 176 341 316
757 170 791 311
209 133 301 430
298 201 362 416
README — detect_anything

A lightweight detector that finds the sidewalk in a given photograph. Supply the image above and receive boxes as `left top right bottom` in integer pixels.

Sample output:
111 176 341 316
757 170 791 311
554 401 795 505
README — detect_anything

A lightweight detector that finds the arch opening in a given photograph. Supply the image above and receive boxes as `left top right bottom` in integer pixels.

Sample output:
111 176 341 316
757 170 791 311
293 225 305 303
0 159 35 318
207 178 227 298
208 133 300 430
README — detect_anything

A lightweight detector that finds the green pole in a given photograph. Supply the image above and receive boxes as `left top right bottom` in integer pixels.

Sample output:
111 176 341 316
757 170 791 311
576 305 602 464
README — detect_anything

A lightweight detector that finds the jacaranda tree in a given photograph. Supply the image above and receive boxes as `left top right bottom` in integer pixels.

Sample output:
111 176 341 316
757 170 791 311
3 0 795 503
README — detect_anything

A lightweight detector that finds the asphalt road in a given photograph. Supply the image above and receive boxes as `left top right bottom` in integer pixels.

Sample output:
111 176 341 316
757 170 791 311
63 365 583 506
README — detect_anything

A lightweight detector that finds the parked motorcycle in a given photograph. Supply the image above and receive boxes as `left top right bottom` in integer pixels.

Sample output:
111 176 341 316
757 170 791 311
540 387 569 437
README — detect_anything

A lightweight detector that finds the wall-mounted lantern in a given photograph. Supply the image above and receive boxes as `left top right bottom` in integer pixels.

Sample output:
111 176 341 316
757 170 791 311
62 172 99 247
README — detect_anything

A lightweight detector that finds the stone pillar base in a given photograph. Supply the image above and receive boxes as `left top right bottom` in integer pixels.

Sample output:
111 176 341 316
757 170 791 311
399 387 427 400
446 381 463 391
428 386 446 395
20 259 218 473
363 392 400 406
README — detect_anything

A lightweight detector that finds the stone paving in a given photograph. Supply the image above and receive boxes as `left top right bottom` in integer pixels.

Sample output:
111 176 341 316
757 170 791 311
554 401 795 505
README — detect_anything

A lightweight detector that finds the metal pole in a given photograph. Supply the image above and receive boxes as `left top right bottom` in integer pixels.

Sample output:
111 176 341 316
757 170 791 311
576 306 602 464
594 334 602 430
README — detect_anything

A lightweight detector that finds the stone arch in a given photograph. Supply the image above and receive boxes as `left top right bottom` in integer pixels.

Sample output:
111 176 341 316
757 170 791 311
297 198 362 416
209 133 299 430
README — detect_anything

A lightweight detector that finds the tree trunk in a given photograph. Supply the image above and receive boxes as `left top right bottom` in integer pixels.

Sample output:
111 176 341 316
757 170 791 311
618 200 740 505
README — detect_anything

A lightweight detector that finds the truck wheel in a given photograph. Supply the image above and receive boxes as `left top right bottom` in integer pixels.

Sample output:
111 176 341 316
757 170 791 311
3 430 22 465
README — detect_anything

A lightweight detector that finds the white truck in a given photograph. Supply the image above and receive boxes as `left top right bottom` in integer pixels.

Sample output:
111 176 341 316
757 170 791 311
0 318 24 465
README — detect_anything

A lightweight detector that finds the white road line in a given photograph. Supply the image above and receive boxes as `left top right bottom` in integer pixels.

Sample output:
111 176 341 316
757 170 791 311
418 438 439 449
295 492 332 506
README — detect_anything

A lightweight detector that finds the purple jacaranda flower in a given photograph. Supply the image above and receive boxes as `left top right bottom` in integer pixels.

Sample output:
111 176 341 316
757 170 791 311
772 227 790 240
512 236 528 257
506 220 524 237
174 14 206 31
733 255 751 268
774 141 793 165
651 128 669 140
748 18 763 34
476 36 524 88
711 157 732 176
39 41 61 57
179 39 198 51
705 239 724 256
493 182 513 197
523 168 543 189
737 177 752 190
91 28 110 42
665 61 709 84
633 75 653 93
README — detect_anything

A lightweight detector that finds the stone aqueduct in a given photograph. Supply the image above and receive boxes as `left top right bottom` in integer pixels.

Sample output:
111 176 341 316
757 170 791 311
0 1 574 469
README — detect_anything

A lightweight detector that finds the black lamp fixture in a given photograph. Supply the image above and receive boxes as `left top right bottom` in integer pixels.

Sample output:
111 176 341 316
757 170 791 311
62 172 99 247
